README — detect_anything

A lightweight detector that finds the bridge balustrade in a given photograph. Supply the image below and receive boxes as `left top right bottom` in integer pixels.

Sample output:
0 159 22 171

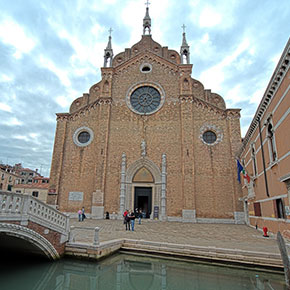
0 190 69 235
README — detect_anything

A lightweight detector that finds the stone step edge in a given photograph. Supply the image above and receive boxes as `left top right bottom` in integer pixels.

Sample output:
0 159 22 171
65 238 283 269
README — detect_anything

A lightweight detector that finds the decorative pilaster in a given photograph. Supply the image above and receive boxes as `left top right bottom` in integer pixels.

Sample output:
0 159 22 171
119 153 127 217
161 153 167 221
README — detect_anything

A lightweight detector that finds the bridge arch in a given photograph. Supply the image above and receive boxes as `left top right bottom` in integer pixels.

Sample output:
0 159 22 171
0 223 59 260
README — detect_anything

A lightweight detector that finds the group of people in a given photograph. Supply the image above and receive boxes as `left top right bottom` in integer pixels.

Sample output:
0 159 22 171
123 208 142 231
78 207 86 222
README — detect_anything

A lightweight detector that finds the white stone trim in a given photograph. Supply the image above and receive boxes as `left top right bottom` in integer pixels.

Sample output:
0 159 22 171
249 216 290 223
196 218 236 224
252 194 287 203
73 126 94 147
0 223 59 260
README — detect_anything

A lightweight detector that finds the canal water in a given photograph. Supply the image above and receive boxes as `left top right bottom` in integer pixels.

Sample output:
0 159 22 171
0 253 286 290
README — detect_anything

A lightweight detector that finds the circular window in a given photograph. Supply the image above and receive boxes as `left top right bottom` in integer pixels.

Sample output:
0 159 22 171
202 131 217 144
126 82 165 115
78 131 90 144
130 86 161 114
140 63 152 73
73 127 94 147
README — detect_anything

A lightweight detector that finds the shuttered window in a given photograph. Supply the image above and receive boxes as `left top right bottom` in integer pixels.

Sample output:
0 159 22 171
254 202 262 217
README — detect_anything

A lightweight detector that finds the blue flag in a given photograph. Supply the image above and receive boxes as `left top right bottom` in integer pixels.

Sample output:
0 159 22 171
237 159 243 183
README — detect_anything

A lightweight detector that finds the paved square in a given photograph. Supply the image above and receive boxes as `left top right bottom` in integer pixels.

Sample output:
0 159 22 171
70 219 289 254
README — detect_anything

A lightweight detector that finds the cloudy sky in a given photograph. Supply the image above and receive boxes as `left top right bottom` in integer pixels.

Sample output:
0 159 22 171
0 0 289 177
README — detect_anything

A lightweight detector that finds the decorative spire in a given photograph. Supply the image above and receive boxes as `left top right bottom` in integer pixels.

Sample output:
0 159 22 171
104 28 114 67
143 1 151 35
180 24 190 64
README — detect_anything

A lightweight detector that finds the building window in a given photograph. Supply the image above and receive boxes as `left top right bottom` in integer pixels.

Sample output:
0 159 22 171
253 202 262 217
73 127 94 147
266 117 277 163
34 179 38 183
126 82 165 116
7 184 12 191
28 179 32 183
16 190 21 193
78 131 90 144
32 191 39 197
140 63 152 73
275 198 285 219
130 86 161 114
29 172 33 176
250 143 258 177
1 173 4 180
202 131 217 144
8 176 12 182
0 183 2 190
21 179 25 183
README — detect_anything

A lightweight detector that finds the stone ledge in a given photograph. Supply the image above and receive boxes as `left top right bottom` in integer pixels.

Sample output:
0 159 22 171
64 238 283 269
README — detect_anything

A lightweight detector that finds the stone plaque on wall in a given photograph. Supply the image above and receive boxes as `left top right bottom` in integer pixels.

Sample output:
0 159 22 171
92 190 104 205
69 191 83 201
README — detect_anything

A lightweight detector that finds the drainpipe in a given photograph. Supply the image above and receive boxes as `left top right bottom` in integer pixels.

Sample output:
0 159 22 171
258 118 270 197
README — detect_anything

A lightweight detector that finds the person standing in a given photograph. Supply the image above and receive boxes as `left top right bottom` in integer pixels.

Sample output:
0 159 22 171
125 210 131 231
138 209 142 225
130 210 136 231
78 209 82 222
81 207 86 220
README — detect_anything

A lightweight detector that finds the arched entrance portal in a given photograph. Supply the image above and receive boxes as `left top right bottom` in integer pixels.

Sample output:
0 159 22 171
119 155 167 220
133 167 154 218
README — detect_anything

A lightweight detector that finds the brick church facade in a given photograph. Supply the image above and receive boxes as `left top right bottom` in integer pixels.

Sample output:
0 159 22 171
48 7 244 223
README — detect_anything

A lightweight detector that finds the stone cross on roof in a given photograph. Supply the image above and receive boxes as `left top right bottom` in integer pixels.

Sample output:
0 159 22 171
182 24 186 33
108 27 113 37
145 0 150 8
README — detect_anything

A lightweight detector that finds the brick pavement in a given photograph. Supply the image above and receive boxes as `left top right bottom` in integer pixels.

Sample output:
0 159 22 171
70 219 289 254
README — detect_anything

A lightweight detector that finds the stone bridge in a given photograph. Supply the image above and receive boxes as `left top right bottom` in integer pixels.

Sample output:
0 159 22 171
0 190 69 260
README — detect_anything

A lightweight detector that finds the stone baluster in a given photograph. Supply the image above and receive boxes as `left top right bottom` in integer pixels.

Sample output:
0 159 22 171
69 226 75 243
93 227 100 246
119 153 126 217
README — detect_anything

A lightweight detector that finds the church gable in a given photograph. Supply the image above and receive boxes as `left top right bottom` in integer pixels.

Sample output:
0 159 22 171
113 35 181 68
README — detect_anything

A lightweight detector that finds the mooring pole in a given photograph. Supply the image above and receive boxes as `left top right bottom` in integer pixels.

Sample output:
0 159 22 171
277 231 290 288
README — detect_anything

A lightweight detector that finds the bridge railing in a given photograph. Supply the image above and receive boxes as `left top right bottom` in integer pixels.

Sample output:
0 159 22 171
0 190 69 235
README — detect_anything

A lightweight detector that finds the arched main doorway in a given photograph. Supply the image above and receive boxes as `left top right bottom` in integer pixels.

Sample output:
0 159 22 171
119 155 167 220
133 167 154 218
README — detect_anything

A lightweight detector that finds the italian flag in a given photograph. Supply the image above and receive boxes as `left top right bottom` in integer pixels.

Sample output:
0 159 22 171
242 169 250 183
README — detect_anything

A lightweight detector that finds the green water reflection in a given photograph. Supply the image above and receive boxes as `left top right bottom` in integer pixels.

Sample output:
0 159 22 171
0 253 286 290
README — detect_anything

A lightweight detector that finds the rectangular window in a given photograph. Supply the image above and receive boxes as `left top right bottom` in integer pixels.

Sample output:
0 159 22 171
1 174 4 180
16 190 21 193
32 191 39 197
7 184 12 191
28 179 32 183
29 172 33 176
254 202 262 217
34 179 38 183
275 198 285 219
